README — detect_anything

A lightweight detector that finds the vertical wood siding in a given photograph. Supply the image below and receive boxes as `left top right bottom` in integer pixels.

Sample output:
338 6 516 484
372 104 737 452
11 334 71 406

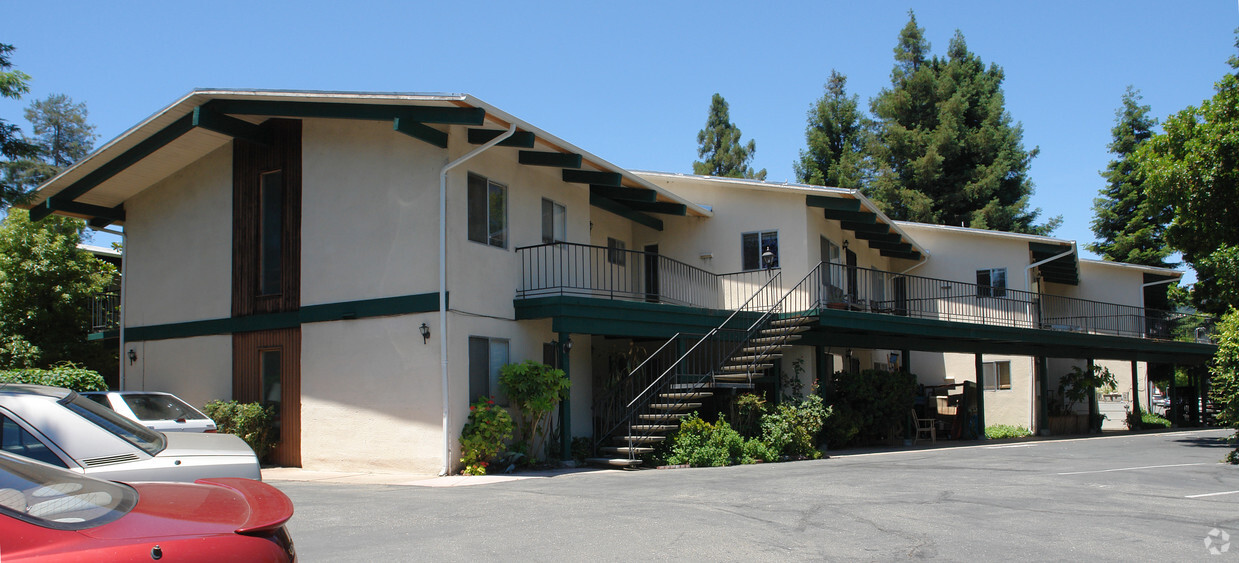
233 328 302 467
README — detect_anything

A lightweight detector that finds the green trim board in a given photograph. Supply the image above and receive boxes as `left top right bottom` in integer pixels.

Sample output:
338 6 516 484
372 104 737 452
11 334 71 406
192 107 272 146
589 185 657 202
805 195 861 211
514 295 749 339
467 128 536 147
122 292 444 342
35 200 125 223
518 151 582 168
589 194 663 231
563 169 622 187
621 200 688 216
203 99 486 125
823 209 877 223
393 117 448 148
841 221 890 234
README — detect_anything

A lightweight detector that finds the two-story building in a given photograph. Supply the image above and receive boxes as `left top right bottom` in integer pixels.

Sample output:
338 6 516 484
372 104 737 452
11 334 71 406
23 89 1214 474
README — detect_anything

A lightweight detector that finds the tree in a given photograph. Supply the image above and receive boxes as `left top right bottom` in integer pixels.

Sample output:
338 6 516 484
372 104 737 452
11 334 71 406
795 70 871 189
1088 87 1174 267
2 93 96 206
1138 32 1239 315
0 209 116 372
0 43 39 208
867 12 1058 234
693 93 767 180
1208 309 1239 463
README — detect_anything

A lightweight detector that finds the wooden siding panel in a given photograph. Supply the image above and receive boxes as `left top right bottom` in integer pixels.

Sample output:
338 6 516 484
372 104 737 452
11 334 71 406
232 327 301 467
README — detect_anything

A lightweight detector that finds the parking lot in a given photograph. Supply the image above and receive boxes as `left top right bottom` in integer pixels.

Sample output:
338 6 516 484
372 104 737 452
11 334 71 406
270 429 1238 561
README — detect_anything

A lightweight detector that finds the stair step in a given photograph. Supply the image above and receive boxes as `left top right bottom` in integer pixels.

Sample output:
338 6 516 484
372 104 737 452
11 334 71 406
718 363 773 372
630 424 679 432
658 391 713 400
728 353 782 363
585 457 643 468
713 373 762 382
770 316 813 327
615 435 667 444
600 446 654 455
669 382 713 390
649 402 702 411
759 325 811 337
747 335 804 346
638 412 689 422
713 382 757 389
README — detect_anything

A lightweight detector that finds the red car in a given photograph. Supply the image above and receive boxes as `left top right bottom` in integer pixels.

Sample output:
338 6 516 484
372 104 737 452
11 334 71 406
0 451 294 561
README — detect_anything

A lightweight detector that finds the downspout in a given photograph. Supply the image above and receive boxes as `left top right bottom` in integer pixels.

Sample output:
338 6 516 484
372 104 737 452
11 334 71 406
91 226 127 390
1024 242 1077 292
437 123 516 476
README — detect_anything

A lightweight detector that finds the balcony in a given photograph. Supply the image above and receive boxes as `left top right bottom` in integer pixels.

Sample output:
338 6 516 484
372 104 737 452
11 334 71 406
516 242 1208 342
91 292 120 331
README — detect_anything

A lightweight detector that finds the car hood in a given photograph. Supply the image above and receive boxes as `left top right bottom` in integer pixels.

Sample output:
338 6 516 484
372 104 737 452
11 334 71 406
158 431 256 457
81 478 293 540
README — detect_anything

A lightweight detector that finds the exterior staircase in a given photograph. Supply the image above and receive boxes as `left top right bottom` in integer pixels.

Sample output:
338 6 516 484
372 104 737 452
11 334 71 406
588 264 826 467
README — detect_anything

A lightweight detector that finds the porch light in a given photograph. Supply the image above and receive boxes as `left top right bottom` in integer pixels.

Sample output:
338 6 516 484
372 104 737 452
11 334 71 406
762 246 775 269
419 322 430 344
842 240 849 251
127 349 137 365
562 336 573 352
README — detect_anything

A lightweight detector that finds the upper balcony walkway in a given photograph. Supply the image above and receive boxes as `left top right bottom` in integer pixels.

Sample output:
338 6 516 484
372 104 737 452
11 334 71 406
514 242 1216 364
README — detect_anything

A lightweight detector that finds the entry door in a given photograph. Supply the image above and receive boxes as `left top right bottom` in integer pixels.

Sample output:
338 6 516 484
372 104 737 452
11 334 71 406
845 248 858 302
233 328 301 467
893 276 908 316
644 244 660 302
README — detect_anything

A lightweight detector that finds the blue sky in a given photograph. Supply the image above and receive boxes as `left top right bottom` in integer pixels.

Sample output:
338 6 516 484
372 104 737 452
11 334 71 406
3 1 1237 276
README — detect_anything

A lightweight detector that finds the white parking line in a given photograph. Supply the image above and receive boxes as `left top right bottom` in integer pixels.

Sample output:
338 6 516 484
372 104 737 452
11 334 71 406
1056 462 1206 476
984 444 1039 449
1185 490 1239 499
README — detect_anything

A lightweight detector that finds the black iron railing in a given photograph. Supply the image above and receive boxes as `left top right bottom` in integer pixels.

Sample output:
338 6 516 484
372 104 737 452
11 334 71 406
91 292 120 331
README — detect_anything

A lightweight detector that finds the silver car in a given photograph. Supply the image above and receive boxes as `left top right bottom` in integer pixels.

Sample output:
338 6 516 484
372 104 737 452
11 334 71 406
80 391 218 433
0 384 260 482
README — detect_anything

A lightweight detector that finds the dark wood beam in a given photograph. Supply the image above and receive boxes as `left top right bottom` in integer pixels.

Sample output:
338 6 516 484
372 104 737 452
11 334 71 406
192 107 272 146
589 185 657 202
204 99 487 125
823 209 877 223
468 128 536 148
518 151 582 168
806 195 861 211
589 194 663 231
563 169 622 187
34 198 125 223
841 220 890 234
864 239 912 252
621 200 687 216
854 231 902 243
880 249 922 260
393 118 447 148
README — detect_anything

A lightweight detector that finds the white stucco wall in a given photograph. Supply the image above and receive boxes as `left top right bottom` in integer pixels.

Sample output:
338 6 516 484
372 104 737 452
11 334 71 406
123 336 232 410
124 145 232 327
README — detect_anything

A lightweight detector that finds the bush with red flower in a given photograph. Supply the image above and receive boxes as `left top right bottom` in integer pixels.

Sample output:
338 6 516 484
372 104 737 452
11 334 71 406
459 396 514 475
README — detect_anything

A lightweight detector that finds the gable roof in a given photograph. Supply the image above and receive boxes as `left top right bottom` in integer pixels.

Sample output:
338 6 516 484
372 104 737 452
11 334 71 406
20 89 711 227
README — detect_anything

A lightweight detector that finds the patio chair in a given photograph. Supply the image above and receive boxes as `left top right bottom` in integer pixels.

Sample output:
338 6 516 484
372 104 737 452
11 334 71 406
911 409 936 445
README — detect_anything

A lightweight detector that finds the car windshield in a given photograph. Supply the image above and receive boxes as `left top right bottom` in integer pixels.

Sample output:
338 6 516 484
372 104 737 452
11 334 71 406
122 394 209 421
61 393 166 456
0 451 137 530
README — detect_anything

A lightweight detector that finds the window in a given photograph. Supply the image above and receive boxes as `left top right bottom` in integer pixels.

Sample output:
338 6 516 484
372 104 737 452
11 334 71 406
976 268 1007 298
607 237 626 266
468 337 510 404
259 170 284 295
1 414 66 467
467 173 507 248
542 199 566 243
742 231 779 271
983 361 1012 390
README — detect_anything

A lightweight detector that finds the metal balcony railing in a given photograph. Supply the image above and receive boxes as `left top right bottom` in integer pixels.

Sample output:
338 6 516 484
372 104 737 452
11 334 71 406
91 292 120 331
515 242 1210 341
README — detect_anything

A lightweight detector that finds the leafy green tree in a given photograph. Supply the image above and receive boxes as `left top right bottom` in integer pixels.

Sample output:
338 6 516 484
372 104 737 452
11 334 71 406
0 43 39 208
2 93 96 206
0 209 116 372
1089 87 1174 267
867 12 1058 234
795 70 871 189
1208 309 1239 463
1138 33 1239 315
498 360 569 461
693 93 767 180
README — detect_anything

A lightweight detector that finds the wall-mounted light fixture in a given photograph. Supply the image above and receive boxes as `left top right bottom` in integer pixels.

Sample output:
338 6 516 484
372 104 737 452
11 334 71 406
762 246 775 269
562 336 573 352
842 240 849 252
127 349 137 365
419 323 430 344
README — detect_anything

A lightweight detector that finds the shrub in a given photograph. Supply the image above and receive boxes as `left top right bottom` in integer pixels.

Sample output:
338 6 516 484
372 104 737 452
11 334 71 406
735 392 768 438
666 414 767 467
760 395 829 459
1125 411 1172 430
498 360 570 461
825 368 917 448
459 396 514 475
1209 309 1239 464
203 400 276 462
985 424 1033 439
0 362 106 392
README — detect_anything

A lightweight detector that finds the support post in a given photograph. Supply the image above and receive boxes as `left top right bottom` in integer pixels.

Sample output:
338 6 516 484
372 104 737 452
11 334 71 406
1036 356 1049 435
559 332 572 462
1129 359 1141 418
975 354 986 439
1086 359 1098 433
902 349 911 374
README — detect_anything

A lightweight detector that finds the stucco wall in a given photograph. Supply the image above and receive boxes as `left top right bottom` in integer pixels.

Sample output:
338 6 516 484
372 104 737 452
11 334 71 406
124 145 232 327
123 336 232 410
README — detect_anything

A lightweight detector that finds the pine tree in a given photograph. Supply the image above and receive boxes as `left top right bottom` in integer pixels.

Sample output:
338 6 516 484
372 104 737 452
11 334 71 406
867 12 1058 234
693 93 767 180
795 70 871 189
1088 87 1173 267
1 94 96 206
0 43 39 208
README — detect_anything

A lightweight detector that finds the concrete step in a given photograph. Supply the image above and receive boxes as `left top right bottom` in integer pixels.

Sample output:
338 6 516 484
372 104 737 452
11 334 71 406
616 435 667 444
630 424 679 432
718 362 774 372
585 457 642 468
649 402 702 411
759 325 811 337
599 446 654 456
658 391 713 400
728 353 782 364
638 412 690 422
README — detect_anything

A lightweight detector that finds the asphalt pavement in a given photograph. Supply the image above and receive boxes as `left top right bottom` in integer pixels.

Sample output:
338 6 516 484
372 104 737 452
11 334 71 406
268 428 1238 561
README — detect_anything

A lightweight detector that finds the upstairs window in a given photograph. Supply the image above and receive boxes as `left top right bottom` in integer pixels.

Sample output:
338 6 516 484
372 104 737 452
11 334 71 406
742 231 779 271
542 199 566 243
607 237 627 266
468 173 507 248
976 268 1007 298
259 170 284 295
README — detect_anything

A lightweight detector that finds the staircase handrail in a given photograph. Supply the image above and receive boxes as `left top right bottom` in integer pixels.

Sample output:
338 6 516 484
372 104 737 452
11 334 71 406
719 262 826 387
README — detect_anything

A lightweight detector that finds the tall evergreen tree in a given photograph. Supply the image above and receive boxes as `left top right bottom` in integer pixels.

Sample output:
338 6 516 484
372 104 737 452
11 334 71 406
867 12 1058 234
1088 87 1173 267
0 43 38 208
795 70 871 188
1 94 96 206
693 93 767 180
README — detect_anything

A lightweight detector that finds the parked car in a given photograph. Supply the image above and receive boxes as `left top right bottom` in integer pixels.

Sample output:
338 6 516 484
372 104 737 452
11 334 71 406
80 391 218 433
0 384 260 482
0 451 295 561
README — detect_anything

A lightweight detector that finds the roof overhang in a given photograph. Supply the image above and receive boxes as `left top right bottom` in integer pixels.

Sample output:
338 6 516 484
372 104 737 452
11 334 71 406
804 190 928 262
1029 241 1079 286
19 89 711 228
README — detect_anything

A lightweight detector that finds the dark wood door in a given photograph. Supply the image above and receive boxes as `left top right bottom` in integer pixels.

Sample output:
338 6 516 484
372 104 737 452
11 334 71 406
233 328 301 467
644 244 660 302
